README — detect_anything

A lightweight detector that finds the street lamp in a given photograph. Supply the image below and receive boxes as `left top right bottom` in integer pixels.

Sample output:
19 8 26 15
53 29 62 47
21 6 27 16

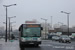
3 4 16 42
3 4 16 7
8 16 16 40
41 18 47 39
10 22 16 39
61 11 70 36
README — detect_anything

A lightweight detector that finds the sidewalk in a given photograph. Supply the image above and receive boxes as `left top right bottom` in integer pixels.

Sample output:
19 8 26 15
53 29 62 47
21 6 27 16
0 38 20 50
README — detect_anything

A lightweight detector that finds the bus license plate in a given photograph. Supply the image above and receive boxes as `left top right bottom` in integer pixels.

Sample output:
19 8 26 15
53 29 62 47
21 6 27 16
29 43 34 44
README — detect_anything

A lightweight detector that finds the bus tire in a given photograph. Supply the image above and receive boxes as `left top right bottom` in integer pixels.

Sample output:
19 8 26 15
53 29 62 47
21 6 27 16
20 47 24 50
19 44 23 48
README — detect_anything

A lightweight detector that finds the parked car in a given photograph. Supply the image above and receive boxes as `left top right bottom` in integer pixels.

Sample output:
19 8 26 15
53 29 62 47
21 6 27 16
59 35 71 43
52 36 60 41
48 34 57 39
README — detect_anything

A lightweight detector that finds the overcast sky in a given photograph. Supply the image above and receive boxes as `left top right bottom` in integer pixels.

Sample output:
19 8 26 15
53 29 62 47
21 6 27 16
0 0 75 29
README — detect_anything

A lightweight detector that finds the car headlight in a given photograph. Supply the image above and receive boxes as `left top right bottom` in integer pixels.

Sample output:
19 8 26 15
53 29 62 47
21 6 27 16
21 37 25 42
37 37 41 41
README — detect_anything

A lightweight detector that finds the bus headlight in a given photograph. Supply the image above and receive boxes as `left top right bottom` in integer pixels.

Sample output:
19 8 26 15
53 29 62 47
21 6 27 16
37 37 41 41
21 37 25 42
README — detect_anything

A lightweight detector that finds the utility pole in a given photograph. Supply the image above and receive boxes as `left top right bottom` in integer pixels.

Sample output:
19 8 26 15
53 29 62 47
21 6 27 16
3 4 16 42
9 17 10 40
8 16 16 40
61 11 70 36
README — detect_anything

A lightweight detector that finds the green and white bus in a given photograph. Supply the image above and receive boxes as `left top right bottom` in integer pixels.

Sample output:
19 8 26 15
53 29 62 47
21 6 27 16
19 24 43 48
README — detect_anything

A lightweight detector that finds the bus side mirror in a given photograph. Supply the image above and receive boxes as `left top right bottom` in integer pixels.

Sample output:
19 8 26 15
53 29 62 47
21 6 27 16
41 27 43 30
19 28 20 31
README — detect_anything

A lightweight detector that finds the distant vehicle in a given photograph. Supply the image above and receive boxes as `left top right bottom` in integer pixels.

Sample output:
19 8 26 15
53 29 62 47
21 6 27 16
19 23 43 48
52 36 60 41
59 35 71 43
48 34 57 39
69 35 74 39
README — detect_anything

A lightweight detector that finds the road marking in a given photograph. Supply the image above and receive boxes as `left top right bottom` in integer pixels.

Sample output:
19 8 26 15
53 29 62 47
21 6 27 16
65 46 74 49
52 45 75 49
39 44 53 46
49 42 75 46
40 44 75 49
53 46 65 48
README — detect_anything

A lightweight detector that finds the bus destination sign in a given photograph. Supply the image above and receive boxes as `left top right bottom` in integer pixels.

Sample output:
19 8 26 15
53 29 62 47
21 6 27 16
26 25 39 27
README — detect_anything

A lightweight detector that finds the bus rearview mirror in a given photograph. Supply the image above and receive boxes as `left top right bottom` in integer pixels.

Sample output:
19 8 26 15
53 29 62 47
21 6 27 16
41 27 43 30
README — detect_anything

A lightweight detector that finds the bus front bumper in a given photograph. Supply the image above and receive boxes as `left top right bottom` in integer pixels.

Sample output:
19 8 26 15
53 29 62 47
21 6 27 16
20 41 41 45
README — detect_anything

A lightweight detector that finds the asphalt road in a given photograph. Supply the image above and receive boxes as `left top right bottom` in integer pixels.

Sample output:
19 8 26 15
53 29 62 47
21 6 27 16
0 39 75 50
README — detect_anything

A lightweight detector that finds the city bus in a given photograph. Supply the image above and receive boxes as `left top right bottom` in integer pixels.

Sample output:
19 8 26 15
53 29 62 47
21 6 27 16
19 24 43 48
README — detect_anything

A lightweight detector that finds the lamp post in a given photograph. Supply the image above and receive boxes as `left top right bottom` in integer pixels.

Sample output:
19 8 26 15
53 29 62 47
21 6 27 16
10 22 16 39
61 11 70 36
8 16 16 40
10 22 16 32
41 18 47 39
3 4 16 42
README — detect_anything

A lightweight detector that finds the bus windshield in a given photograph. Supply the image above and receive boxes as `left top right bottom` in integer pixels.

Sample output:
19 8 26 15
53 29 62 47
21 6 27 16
23 27 41 37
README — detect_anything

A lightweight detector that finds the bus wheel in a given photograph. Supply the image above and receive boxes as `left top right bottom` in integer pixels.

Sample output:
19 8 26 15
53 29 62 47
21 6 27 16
20 45 24 50
20 44 24 48
20 47 24 50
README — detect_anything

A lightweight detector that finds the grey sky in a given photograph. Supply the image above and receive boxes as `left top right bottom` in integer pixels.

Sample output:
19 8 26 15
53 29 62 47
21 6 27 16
0 0 75 29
